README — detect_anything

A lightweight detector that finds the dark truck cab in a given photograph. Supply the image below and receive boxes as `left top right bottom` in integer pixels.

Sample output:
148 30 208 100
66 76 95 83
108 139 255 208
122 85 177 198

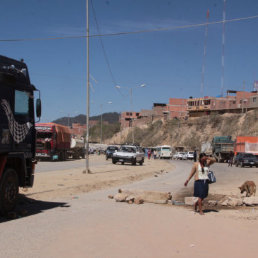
0 55 41 214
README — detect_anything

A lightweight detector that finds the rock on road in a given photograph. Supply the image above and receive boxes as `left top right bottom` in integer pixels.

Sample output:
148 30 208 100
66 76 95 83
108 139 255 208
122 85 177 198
1 159 258 258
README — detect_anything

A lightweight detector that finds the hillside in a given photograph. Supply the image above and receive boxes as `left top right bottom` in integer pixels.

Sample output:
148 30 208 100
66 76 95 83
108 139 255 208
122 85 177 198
106 110 258 149
52 112 120 126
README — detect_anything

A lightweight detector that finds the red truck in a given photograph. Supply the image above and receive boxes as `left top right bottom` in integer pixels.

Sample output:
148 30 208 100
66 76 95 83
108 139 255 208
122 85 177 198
35 123 71 161
234 136 258 155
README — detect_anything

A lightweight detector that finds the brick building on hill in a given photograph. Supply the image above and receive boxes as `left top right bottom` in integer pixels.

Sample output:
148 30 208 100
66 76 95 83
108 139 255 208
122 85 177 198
187 90 258 117
119 90 258 128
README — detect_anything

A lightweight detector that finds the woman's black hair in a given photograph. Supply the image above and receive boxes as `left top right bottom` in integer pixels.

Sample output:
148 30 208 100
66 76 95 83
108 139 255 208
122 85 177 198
199 153 207 172
199 152 207 161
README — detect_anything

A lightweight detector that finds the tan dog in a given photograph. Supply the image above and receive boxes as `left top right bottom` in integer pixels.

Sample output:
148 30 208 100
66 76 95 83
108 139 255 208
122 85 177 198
239 181 256 197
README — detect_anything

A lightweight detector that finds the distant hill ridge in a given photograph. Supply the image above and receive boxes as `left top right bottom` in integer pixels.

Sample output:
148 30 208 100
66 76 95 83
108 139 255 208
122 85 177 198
52 112 120 126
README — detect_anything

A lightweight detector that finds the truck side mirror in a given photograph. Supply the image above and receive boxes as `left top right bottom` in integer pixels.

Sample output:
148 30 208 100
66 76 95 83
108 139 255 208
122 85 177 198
36 98 41 118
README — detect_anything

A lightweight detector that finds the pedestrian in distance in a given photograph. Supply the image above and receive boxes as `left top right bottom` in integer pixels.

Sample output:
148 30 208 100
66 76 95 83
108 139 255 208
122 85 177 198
228 151 234 167
184 153 216 215
153 149 157 159
228 157 233 167
193 150 197 162
147 149 151 160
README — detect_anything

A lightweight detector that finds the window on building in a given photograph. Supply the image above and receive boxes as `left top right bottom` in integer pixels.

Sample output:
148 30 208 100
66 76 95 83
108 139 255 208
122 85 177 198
253 97 257 102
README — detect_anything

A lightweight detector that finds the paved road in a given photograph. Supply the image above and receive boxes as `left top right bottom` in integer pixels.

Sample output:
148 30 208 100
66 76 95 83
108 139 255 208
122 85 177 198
1 160 258 258
35 155 109 172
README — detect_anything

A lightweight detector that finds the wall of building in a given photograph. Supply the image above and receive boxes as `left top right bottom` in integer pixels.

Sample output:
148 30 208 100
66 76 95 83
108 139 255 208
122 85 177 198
168 98 187 119
249 94 258 108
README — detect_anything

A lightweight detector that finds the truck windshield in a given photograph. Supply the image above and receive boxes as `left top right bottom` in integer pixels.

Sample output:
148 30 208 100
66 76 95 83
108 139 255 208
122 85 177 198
37 132 52 139
14 90 29 115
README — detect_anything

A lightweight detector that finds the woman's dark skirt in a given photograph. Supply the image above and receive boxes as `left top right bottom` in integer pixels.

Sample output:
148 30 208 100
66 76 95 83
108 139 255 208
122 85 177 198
194 180 209 199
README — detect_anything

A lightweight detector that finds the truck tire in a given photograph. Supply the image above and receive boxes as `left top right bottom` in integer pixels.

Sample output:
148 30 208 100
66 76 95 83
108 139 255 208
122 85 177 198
112 159 117 164
0 168 19 215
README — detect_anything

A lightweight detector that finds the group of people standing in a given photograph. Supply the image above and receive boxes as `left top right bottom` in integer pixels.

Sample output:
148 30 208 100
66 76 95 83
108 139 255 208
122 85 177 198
146 148 157 159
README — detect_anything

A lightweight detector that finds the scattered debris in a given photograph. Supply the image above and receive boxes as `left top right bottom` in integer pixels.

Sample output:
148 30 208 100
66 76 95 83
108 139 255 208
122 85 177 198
134 198 144 205
219 197 243 207
243 196 258 206
108 195 114 199
184 197 198 206
172 200 185 206
112 189 172 205
207 200 218 206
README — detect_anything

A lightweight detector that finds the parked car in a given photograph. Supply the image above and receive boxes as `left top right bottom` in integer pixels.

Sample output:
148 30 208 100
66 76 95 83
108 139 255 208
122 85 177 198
182 152 188 160
187 151 194 160
173 152 179 159
234 153 258 167
105 145 119 160
112 145 145 165
177 152 187 160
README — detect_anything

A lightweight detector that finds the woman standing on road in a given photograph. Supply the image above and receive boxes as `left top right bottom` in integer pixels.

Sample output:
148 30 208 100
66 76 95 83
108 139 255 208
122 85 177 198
184 153 216 215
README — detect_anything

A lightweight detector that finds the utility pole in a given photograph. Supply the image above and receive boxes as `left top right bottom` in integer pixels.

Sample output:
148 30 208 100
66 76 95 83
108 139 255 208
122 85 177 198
100 104 103 144
130 88 134 144
84 0 90 174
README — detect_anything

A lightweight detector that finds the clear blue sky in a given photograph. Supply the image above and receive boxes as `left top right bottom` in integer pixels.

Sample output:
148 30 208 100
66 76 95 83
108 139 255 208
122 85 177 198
1 0 258 122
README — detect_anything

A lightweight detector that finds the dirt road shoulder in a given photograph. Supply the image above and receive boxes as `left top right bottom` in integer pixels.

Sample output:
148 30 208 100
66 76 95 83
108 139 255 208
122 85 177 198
23 157 174 201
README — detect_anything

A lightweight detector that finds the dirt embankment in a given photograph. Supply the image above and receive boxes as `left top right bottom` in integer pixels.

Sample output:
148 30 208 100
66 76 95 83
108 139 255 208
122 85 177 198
23 156 173 201
107 110 258 149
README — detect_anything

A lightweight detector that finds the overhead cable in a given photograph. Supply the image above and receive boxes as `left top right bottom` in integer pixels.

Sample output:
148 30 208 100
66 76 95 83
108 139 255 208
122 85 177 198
0 14 258 42
90 0 124 97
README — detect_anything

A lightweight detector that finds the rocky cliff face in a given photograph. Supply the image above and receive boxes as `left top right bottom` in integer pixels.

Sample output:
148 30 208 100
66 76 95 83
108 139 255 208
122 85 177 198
107 110 258 149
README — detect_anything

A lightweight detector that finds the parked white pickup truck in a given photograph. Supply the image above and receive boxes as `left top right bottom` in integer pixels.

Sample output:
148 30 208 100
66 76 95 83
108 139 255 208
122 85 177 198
112 145 145 165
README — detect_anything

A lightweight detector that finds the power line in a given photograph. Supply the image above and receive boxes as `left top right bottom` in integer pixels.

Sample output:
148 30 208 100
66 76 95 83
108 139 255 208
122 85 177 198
90 0 124 97
0 14 258 42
